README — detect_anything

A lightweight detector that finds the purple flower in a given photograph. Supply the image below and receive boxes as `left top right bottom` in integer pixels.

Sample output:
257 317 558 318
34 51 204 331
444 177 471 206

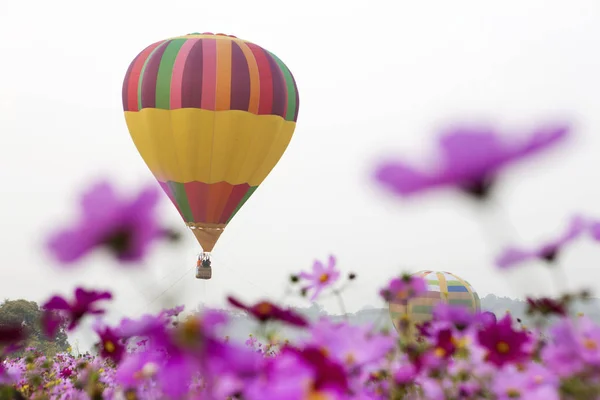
245 335 258 349
115 348 165 387
163 305 185 318
492 366 559 400
115 313 169 340
227 297 308 327
543 316 600 376
379 274 427 303
306 319 395 370
495 215 587 269
477 314 531 367
42 287 112 331
298 255 341 301
374 123 569 200
47 181 169 264
432 303 480 332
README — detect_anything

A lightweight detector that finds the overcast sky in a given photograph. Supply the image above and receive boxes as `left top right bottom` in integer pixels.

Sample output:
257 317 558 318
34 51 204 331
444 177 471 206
2 0 600 348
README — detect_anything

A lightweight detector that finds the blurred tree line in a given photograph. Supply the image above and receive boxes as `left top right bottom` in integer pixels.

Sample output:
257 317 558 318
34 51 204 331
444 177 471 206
0 299 70 357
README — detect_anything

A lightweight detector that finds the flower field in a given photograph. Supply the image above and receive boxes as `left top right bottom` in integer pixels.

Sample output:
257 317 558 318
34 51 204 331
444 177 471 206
1 122 600 399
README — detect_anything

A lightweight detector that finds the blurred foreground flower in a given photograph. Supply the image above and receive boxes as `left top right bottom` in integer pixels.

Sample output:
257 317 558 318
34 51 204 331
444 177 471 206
374 123 570 200
227 297 308 327
47 181 175 264
380 274 427 303
495 215 587 269
297 255 341 300
0 324 26 347
42 287 112 334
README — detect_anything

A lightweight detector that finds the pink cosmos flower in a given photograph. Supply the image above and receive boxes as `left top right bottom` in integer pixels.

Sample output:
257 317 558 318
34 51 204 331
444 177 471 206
379 274 427 303
298 255 341 301
47 181 169 264
495 215 588 269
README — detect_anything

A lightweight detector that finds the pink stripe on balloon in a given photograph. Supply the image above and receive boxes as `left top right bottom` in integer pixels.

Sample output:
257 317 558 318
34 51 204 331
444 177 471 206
201 39 217 110
170 39 197 109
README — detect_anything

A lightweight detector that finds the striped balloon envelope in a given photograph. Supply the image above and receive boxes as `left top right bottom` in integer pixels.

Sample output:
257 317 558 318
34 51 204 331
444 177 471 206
388 270 481 333
122 33 299 254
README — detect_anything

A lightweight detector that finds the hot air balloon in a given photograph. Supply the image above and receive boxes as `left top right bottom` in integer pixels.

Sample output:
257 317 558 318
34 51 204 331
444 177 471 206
388 270 481 334
121 33 299 279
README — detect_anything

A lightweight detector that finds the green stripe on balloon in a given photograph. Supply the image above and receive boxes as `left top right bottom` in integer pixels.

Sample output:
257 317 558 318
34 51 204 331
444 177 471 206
137 42 168 110
155 39 187 109
168 182 194 222
268 51 296 122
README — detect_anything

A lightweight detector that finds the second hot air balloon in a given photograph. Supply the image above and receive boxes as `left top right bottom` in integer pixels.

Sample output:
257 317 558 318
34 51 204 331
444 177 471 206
388 270 481 334
121 33 299 279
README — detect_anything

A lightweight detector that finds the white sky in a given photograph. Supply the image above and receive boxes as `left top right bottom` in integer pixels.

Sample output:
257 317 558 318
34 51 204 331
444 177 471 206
2 0 600 348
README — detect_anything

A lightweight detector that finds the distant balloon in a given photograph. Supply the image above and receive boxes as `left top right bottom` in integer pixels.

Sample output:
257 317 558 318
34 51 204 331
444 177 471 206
121 33 299 278
388 270 481 333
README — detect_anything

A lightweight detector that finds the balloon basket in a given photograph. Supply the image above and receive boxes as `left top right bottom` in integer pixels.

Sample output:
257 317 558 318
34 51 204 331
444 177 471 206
196 266 212 280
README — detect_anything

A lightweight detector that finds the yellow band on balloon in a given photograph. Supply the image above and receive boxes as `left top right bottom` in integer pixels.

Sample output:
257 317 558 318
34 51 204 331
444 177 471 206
124 108 296 186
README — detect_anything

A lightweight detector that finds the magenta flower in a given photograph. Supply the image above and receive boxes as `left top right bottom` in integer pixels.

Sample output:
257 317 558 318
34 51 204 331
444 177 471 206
0 324 26 346
379 274 427 303
481 311 498 327
298 255 340 300
433 329 457 359
283 346 349 398
42 287 112 331
115 313 169 340
374 123 569 200
40 310 64 339
47 181 169 264
227 297 308 327
495 215 587 269
477 314 531 367
97 326 125 364
59 367 73 378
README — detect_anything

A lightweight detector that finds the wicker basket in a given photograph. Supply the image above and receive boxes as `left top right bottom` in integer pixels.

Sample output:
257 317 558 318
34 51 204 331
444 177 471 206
196 266 212 280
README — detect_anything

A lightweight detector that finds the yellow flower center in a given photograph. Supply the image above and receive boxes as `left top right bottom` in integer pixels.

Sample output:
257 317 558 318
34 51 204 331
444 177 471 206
584 338 597 350
256 302 273 315
434 347 446 357
345 353 356 365
496 341 510 353
394 289 409 300
506 388 520 398
319 273 329 283
104 341 115 353
307 390 329 400
319 347 329 357
533 374 543 384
